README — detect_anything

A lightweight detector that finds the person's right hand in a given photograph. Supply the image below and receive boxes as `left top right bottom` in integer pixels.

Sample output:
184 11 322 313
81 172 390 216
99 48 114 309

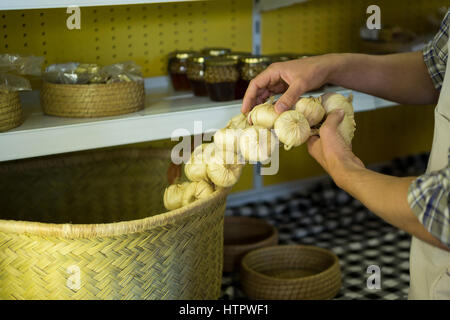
241 54 341 114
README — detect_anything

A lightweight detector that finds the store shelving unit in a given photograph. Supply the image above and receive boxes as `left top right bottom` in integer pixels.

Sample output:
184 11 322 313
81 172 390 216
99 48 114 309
0 77 397 162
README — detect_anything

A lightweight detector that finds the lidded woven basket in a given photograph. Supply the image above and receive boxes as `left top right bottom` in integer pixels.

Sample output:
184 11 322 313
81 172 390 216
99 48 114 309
0 148 228 300
0 91 23 132
40 81 145 118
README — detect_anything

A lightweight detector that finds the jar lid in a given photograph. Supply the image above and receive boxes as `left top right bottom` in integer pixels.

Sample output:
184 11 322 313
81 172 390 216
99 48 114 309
240 55 271 64
205 57 238 67
201 47 231 56
169 50 198 60
225 52 252 61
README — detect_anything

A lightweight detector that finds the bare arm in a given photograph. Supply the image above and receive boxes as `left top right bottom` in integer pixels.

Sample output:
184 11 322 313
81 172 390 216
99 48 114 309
329 52 439 105
242 51 439 114
338 166 448 251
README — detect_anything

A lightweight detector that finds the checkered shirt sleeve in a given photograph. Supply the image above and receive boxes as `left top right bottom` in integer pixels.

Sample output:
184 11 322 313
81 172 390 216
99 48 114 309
407 148 450 248
422 10 449 91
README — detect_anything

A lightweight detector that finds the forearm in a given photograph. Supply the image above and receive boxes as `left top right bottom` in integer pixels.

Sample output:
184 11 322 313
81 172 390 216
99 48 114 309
334 166 449 251
326 52 439 105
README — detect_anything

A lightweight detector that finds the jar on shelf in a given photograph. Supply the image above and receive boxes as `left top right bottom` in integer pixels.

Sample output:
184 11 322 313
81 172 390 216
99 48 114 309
168 50 197 91
186 55 210 96
201 47 231 57
238 55 271 98
225 52 252 99
204 57 239 102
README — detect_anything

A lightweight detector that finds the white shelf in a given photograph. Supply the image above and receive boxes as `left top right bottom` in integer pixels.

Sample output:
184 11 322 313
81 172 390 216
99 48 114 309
0 79 397 162
0 0 195 10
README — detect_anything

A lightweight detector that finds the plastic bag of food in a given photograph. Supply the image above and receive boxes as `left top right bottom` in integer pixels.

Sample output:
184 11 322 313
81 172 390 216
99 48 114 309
44 61 143 84
0 73 32 93
0 54 44 76
44 63 100 84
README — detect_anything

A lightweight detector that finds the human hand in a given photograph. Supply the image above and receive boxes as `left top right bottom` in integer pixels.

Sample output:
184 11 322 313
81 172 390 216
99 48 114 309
307 109 365 186
241 54 342 114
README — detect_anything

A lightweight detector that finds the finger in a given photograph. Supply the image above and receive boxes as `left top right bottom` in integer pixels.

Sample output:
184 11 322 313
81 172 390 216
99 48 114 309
242 68 280 113
267 80 288 94
256 89 272 105
320 109 345 134
274 80 306 113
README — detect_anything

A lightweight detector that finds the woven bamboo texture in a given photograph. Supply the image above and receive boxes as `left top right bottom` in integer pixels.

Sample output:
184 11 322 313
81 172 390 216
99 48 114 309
40 81 145 118
223 216 278 272
240 245 341 300
0 91 23 132
0 148 228 300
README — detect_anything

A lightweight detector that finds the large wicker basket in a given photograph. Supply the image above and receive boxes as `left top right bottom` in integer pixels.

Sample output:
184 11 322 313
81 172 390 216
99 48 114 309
0 148 228 300
0 91 23 132
40 81 145 118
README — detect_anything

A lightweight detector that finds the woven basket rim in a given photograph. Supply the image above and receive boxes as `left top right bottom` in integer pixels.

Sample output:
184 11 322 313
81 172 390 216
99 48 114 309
241 244 340 284
0 147 230 238
224 216 278 251
42 80 144 88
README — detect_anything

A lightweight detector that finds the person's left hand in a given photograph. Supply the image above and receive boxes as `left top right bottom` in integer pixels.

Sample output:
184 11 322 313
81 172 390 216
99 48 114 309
307 109 365 186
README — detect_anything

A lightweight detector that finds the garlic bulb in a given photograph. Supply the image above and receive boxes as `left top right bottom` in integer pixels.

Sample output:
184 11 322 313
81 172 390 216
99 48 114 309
295 96 325 126
247 97 279 129
214 128 241 154
184 143 214 182
163 182 190 210
206 150 243 188
239 126 278 163
321 93 354 116
274 110 311 150
321 92 356 145
226 113 250 129
337 114 356 145
182 180 215 206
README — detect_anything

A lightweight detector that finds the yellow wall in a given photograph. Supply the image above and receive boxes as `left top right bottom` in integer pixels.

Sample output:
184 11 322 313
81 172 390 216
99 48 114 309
261 0 447 54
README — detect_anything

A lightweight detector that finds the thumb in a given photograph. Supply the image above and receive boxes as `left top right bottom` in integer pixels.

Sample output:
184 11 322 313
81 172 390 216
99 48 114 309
274 81 304 113
321 109 345 133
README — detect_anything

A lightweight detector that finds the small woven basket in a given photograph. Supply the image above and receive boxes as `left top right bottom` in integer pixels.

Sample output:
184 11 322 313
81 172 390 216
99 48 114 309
0 91 23 132
40 81 145 118
223 216 278 272
240 245 341 300
0 148 228 300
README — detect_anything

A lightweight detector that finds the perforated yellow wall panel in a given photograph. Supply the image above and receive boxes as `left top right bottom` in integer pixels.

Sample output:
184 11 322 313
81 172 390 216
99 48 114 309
0 0 253 77
261 0 449 54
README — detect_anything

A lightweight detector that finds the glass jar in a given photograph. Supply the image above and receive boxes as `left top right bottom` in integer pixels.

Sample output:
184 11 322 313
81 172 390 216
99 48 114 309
238 55 271 97
201 47 231 57
186 55 209 96
168 50 197 91
204 58 239 102
225 52 252 99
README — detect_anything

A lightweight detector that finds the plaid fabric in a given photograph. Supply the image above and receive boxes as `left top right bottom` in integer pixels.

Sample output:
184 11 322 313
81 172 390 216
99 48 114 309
408 148 450 247
422 10 449 91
